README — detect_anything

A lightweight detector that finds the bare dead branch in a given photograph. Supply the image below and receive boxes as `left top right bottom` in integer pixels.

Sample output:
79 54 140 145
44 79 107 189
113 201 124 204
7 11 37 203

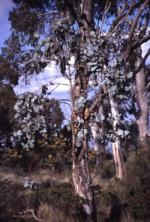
24 209 45 222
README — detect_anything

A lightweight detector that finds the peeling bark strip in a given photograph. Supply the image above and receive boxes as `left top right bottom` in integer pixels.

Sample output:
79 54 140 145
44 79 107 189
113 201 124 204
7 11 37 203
72 158 95 217
109 95 126 179
72 121 97 221
136 58 149 141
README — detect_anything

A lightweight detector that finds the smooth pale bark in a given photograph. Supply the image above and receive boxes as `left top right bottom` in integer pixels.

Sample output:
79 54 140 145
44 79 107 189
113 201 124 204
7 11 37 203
109 95 126 179
112 141 126 179
136 64 149 141
91 105 105 169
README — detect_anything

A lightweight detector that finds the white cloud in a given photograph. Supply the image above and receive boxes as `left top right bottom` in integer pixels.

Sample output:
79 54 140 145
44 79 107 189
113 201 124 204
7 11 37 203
14 62 72 121
14 62 70 94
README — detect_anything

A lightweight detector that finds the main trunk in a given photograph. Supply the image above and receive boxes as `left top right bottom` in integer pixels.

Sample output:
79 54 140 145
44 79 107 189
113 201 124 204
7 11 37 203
72 145 96 221
109 95 126 179
71 122 96 221
71 0 97 220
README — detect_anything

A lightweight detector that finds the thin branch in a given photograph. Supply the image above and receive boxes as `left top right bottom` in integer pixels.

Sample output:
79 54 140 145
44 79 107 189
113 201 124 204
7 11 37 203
108 2 135 36
47 82 70 95
100 0 111 35
123 0 150 60
37 10 58 17
47 84 59 95
59 100 73 112
89 93 102 115
59 99 71 102
54 83 70 86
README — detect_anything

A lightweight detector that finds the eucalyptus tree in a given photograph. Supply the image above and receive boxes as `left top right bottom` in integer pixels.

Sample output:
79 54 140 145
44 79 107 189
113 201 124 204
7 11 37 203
6 0 150 220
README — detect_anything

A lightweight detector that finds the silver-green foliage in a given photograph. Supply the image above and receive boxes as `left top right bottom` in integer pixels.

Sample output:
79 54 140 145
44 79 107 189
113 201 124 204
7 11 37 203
11 93 47 150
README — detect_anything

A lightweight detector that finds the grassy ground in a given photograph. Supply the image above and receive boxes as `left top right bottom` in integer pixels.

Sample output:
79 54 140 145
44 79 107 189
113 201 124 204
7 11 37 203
0 147 150 222
0 166 80 222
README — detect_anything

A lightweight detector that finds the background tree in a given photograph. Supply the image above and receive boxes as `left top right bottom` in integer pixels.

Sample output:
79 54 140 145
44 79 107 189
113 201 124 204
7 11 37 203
0 84 16 149
0 32 21 149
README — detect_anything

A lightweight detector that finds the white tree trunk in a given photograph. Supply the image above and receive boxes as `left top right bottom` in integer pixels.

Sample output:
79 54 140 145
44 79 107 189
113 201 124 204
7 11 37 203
109 95 126 179
91 105 105 169
112 141 126 179
136 66 149 141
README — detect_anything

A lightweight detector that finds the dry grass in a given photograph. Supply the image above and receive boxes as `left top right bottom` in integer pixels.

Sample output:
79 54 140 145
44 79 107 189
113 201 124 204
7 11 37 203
0 166 23 184
0 166 70 187
37 203 77 222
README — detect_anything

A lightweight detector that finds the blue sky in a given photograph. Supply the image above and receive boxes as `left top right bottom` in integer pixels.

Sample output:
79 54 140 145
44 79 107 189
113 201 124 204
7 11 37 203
0 0 12 48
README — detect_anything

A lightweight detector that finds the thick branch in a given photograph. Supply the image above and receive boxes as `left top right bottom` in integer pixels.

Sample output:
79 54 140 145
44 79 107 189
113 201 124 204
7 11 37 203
132 35 150 50
89 93 102 115
134 48 150 75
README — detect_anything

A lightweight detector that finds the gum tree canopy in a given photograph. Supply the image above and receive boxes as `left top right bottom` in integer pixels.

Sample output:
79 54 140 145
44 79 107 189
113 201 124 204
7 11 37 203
4 0 150 221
